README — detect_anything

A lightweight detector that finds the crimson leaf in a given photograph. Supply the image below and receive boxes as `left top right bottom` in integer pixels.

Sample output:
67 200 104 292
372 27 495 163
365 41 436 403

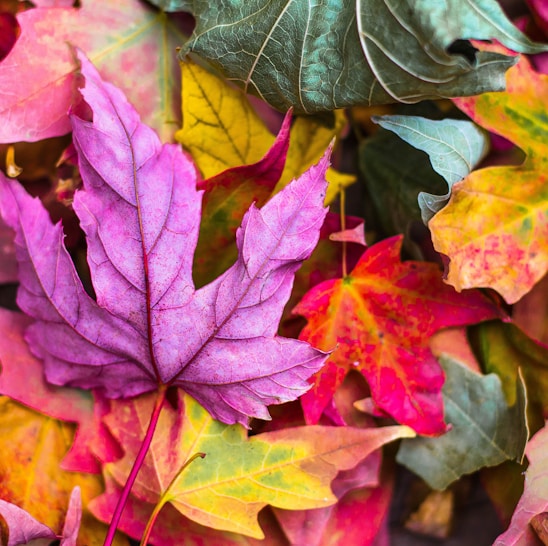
0 51 329 426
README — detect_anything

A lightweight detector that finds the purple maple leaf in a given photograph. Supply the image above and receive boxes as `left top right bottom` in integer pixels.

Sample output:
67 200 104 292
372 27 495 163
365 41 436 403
0 52 330 426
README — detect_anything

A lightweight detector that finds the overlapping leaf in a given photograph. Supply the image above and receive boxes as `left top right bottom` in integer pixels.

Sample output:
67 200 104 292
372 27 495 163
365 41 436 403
0 51 330 426
175 60 355 204
397 355 528 490
373 115 489 222
495 422 548 545
0 308 99 472
179 0 546 113
0 398 128 546
0 0 186 142
430 50 548 303
90 391 413 538
294 235 502 435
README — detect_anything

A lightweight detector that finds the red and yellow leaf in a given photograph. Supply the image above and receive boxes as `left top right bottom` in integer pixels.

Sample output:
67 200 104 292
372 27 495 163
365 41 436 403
430 50 548 304
295 235 502 435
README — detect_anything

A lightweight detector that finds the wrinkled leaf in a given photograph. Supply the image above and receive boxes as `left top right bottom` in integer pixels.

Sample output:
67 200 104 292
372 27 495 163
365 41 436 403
180 0 546 113
294 235 502 435
92 391 413 538
0 52 330 426
397 355 528 490
430 50 548 303
495 422 548 545
373 115 489 222
0 308 98 473
176 60 354 203
0 0 186 142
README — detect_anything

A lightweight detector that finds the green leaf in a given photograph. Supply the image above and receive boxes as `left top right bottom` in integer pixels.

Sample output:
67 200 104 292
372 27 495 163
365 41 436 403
396 355 528 490
179 0 546 114
373 115 489 222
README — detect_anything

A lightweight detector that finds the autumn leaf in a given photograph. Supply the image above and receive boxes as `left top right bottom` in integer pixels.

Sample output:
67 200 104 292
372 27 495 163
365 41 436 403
179 0 546 113
0 217 17 283
0 498 57 545
396 355 528 490
0 0 186 143
294 235 502 435
495 422 548 546
176 60 355 204
0 397 128 546
0 51 330 425
430 50 548 303
0 308 100 473
90 391 413 538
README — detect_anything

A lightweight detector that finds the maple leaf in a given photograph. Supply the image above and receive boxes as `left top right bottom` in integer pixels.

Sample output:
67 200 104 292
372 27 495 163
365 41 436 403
0 0 186 143
494 422 548 546
0 51 330 426
294 235 502 435
0 498 57 545
89 391 413 538
429 49 548 304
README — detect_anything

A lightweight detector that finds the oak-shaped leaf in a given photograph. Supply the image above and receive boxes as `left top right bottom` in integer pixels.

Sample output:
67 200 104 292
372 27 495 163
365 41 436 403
90 391 413 538
0 51 330 426
294 235 503 435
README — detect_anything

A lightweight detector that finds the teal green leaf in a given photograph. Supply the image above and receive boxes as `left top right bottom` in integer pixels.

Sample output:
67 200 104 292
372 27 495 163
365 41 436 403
373 115 489 222
396 355 528 491
179 0 547 114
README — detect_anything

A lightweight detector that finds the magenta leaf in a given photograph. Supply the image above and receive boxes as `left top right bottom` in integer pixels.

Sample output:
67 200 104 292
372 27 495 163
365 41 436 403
0 499 56 546
60 487 82 546
0 51 329 426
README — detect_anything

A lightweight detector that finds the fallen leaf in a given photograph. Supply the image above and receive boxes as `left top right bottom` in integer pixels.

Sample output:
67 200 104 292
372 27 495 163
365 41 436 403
0 397 127 546
176 60 354 204
404 489 454 539
430 50 548 303
94 391 413 538
373 115 489 223
495 422 548 545
0 308 99 473
0 0 186 142
397 355 528 490
179 0 545 113
0 218 17 284
294 235 502 435
0 52 330 425
0 498 56 546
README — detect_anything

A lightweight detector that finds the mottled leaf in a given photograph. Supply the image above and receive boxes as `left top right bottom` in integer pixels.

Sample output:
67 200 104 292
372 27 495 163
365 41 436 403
175 60 354 203
91 391 413 538
0 0 186 142
294 235 502 435
180 0 546 113
397 355 528 490
373 115 489 222
430 50 548 303
495 422 548 545
0 52 330 426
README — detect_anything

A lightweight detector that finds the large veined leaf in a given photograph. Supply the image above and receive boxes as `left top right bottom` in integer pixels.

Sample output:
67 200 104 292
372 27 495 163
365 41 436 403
90 391 413 538
179 0 547 114
373 115 489 223
0 52 329 426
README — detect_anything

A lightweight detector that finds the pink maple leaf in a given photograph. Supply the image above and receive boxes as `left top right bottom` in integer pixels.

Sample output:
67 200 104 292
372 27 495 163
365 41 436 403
0 51 329 426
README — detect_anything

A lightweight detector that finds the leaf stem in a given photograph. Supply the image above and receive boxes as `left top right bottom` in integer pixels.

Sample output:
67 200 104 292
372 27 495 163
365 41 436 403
103 385 168 546
340 187 347 278
139 452 206 545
